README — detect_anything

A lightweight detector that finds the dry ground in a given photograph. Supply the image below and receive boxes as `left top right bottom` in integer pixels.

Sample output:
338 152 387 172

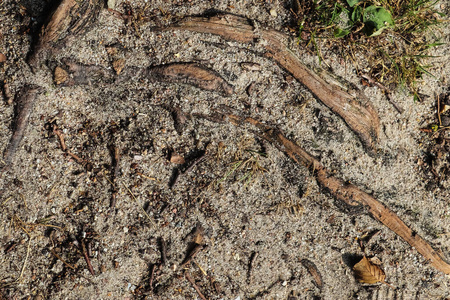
1 0 450 299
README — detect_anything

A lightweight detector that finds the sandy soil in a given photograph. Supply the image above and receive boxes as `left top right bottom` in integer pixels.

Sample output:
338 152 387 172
1 0 450 299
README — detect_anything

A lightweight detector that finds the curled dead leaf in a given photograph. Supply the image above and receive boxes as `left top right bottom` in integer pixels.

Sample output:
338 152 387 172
440 104 450 115
54 66 68 85
112 59 125 75
301 259 323 289
353 256 386 284
170 153 185 164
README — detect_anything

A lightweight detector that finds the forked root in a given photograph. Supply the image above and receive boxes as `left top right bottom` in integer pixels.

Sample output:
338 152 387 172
163 13 380 153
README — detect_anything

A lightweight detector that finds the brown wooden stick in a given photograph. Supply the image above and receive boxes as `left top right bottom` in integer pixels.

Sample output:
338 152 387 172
81 240 95 276
196 107 450 275
185 271 207 300
163 13 380 153
180 243 206 269
3 0 102 172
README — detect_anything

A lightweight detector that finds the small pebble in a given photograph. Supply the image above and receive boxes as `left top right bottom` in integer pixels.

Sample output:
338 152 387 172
269 8 277 17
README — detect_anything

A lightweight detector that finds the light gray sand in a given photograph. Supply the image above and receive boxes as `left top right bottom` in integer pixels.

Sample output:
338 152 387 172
1 1 450 299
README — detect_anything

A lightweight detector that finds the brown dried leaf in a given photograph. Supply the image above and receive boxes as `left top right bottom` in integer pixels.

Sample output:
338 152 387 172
170 153 185 164
54 66 69 85
0 53 6 63
440 104 450 115
301 259 323 289
353 256 386 284
112 59 125 75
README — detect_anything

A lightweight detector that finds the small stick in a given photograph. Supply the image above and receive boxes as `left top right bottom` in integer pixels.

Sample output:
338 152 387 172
247 251 258 284
81 240 95 276
170 153 207 188
52 126 85 165
437 93 441 127
180 243 206 269
360 74 404 114
2 86 41 173
109 145 120 210
301 259 323 289
185 271 207 300
195 106 450 275
148 264 157 293
159 238 167 266
51 249 76 270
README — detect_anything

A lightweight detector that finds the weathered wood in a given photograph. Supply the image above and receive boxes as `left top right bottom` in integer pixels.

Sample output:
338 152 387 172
55 61 234 96
1 86 41 172
197 106 450 275
164 13 380 153
149 63 234 96
28 0 104 69
2 0 103 172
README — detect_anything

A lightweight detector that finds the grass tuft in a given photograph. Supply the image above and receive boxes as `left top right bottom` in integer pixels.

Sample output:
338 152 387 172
296 0 445 98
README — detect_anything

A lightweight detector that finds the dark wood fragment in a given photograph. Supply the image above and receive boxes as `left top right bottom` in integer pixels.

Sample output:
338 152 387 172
180 243 206 269
185 271 207 300
109 146 120 210
28 0 104 70
149 63 234 96
246 251 258 284
1 86 41 172
81 239 95 276
55 61 234 96
159 237 168 266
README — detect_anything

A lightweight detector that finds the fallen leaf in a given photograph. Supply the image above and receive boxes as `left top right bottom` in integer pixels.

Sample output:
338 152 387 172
54 66 68 85
0 53 6 63
301 259 323 289
353 256 386 284
112 59 125 75
440 104 450 115
170 153 185 164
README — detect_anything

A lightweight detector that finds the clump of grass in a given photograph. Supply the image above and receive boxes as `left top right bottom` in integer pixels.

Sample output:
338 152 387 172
296 0 445 99
212 137 270 187
219 149 268 186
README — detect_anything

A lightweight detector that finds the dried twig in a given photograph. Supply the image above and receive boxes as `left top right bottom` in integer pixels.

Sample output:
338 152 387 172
55 61 234 96
170 152 207 188
247 251 258 284
159 237 168 266
50 249 76 270
148 263 157 293
301 259 323 289
81 240 95 276
28 0 104 70
52 126 85 165
185 271 207 300
181 243 206 269
109 145 120 210
360 73 404 114
195 106 450 275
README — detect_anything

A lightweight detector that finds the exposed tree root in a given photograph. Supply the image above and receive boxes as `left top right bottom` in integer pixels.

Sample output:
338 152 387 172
56 61 234 96
1 86 41 173
28 0 104 70
163 13 380 153
2 0 103 173
195 106 450 275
